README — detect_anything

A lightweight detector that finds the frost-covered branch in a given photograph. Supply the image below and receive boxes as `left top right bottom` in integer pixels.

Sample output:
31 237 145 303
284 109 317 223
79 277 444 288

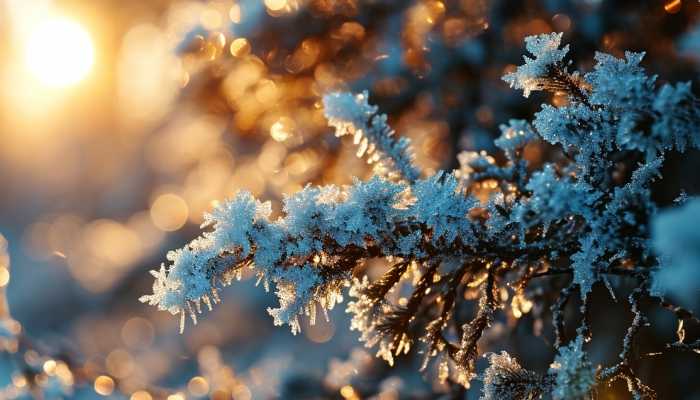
323 91 421 182
142 32 700 397
482 351 553 400
503 32 588 103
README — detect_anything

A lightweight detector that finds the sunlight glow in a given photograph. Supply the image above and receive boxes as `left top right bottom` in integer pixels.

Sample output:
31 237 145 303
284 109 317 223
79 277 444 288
24 17 95 88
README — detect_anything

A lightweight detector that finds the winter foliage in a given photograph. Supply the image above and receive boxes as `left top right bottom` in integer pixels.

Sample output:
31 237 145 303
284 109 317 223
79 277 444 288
323 91 420 182
549 335 596 400
142 32 700 397
503 32 572 98
481 351 547 400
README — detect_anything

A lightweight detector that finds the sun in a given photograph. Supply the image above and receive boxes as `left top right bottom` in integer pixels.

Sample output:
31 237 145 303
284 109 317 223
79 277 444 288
24 17 95 88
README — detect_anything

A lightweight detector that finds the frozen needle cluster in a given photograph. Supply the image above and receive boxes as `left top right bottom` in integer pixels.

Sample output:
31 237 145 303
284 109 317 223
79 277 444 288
143 33 700 397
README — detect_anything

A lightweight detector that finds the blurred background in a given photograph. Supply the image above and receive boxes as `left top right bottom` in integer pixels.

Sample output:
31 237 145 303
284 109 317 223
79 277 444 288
0 0 698 398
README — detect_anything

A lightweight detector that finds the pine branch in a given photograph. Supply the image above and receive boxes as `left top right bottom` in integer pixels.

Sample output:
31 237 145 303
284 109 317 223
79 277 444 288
141 33 700 395
323 91 421 182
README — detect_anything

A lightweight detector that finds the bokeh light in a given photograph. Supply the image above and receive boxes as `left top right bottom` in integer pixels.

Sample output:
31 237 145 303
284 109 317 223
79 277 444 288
0 267 9 288
150 193 189 232
94 375 115 396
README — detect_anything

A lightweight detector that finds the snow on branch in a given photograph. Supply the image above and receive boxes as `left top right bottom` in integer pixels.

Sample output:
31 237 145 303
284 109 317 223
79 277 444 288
143 32 700 396
323 91 421 182
482 351 551 400
503 32 573 98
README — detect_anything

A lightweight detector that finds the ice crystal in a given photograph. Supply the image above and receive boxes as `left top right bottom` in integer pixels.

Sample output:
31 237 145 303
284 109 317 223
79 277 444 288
412 172 477 245
549 335 596 400
495 119 537 159
455 150 500 184
503 32 570 98
481 352 548 400
571 235 602 300
323 91 420 182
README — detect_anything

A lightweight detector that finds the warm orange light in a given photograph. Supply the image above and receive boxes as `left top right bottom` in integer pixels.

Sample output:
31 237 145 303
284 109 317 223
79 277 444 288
24 17 95 88
265 0 287 12
230 38 251 57
94 375 115 396
664 0 682 13
187 376 210 396
0 266 9 287
150 193 189 232
130 391 153 400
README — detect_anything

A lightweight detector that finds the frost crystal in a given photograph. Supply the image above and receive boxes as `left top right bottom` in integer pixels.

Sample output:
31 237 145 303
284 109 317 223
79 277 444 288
495 119 536 159
412 172 477 245
652 82 700 153
513 164 598 235
571 235 602 300
549 335 596 400
481 352 547 400
203 191 270 256
503 32 570 97
323 91 420 181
